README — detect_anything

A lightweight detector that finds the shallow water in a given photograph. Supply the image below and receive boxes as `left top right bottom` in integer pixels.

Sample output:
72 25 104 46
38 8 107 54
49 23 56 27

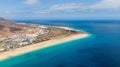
0 20 120 67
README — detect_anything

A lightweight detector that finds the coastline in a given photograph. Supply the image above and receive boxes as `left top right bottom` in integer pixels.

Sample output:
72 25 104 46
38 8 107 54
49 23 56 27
0 33 89 61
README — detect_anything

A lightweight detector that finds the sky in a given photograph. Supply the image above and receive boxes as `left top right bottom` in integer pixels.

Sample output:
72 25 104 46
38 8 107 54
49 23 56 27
0 0 120 20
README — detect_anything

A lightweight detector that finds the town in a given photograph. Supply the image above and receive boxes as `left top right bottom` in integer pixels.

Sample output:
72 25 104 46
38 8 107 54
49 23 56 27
0 24 80 52
0 17 81 52
0 24 50 51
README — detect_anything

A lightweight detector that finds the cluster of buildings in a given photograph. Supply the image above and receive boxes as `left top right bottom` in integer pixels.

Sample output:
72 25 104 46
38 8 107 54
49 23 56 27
0 25 50 51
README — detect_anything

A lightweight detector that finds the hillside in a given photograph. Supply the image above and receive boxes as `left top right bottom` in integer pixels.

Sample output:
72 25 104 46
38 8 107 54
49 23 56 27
0 17 41 37
0 17 23 37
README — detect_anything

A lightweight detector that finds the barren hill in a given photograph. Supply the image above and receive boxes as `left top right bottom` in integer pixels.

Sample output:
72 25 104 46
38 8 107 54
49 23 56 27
0 17 44 38
0 17 22 37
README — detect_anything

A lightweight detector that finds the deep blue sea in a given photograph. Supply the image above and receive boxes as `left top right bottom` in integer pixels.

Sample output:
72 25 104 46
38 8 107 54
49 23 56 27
0 20 120 67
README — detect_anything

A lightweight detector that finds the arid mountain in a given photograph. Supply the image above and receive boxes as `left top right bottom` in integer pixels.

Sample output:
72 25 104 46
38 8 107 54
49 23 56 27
0 17 43 38
0 17 16 26
0 17 22 37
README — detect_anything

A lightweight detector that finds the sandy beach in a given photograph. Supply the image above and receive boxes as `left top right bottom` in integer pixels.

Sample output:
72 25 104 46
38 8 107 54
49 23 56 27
0 33 89 61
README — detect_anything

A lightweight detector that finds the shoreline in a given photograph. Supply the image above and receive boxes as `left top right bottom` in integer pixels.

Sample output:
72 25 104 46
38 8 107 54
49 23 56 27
0 33 89 61
51 26 77 31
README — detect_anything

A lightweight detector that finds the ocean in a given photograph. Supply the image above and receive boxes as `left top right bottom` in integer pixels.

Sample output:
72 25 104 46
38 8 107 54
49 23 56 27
0 20 120 67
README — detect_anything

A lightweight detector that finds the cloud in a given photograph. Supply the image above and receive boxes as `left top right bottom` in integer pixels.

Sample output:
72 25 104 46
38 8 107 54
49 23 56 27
32 0 120 14
90 0 120 9
24 0 38 5
33 3 86 14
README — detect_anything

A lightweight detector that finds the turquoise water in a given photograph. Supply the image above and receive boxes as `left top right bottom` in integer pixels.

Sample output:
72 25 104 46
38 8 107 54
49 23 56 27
0 20 120 67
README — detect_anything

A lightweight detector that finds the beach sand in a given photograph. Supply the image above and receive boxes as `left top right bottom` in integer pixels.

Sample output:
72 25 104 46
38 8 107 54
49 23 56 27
0 33 89 61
